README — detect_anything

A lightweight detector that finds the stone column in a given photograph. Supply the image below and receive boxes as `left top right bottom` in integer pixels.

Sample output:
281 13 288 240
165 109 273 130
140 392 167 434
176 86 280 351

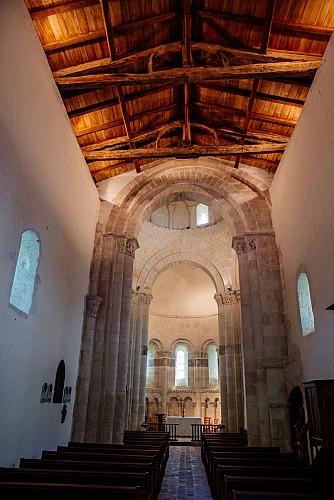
71 294 103 441
214 293 228 427
223 291 238 432
158 350 169 417
137 292 152 429
81 229 116 442
112 237 139 442
232 234 288 447
127 291 141 430
231 290 245 431
232 235 262 444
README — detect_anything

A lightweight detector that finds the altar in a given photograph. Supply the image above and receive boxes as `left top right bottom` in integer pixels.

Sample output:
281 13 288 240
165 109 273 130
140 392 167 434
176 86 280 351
166 416 202 436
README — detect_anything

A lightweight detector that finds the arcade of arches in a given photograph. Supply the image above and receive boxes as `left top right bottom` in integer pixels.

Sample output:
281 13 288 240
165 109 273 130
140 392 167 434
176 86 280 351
72 157 292 451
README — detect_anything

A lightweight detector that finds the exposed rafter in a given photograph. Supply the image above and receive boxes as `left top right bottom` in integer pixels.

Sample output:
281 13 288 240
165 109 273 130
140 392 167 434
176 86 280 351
24 0 334 182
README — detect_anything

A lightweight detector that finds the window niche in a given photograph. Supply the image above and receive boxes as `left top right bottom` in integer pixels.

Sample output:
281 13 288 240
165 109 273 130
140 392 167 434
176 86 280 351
175 345 188 387
297 272 315 336
9 229 40 315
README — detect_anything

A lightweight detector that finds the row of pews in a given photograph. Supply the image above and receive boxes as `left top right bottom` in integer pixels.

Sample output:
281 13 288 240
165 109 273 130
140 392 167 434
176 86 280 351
0 430 170 499
201 431 334 500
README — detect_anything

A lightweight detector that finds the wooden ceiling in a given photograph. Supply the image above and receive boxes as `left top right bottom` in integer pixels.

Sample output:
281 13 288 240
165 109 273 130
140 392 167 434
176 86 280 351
24 0 334 183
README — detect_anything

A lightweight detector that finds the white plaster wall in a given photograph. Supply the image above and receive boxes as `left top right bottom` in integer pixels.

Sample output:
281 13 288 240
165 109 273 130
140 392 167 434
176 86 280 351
0 0 100 466
270 33 334 382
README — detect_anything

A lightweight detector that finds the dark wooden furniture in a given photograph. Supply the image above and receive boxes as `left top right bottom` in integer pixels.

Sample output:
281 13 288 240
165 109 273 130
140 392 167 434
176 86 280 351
303 379 334 463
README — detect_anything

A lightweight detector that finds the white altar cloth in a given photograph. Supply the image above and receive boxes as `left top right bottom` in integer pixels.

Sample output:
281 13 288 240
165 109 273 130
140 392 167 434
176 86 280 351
166 416 202 436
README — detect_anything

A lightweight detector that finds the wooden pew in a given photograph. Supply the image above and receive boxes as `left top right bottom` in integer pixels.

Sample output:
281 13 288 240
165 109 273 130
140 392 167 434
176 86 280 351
232 491 332 500
214 465 329 500
224 475 334 500
208 457 304 498
0 467 152 500
41 448 161 489
207 451 297 490
19 458 157 498
57 443 168 477
204 447 281 478
0 481 142 498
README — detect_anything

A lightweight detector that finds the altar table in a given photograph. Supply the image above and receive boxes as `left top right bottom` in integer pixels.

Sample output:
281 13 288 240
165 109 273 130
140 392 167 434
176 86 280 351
166 416 202 436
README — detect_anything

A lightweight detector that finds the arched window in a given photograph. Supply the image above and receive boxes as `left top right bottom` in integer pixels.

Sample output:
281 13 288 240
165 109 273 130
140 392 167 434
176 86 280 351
297 272 315 336
196 203 209 226
146 342 155 384
10 229 40 315
208 344 218 386
175 345 188 387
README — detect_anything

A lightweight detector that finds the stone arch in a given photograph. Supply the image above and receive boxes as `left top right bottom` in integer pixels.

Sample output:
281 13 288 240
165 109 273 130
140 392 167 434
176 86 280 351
138 248 227 294
201 338 218 352
148 337 164 351
72 157 288 451
105 159 272 238
170 337 195 355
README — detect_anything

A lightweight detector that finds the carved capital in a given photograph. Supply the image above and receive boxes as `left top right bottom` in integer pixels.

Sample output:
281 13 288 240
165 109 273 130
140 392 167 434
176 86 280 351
214 293 223 307
116 235 127 253
158 350 171 358
214 293 232 306
138 292 153 305
126 238 139 257
232 236 256 253
85 295 103 318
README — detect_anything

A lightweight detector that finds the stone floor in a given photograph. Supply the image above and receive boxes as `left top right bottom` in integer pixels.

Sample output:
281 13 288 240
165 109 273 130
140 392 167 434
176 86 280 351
158 443 213 499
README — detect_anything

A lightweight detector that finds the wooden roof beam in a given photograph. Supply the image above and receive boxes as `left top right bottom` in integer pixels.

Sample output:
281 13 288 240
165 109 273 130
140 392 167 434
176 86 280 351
182 0 193 146
100 0 141 173
84 143 288 160
197 8 333 37
234 0 276 169
55 60 320 89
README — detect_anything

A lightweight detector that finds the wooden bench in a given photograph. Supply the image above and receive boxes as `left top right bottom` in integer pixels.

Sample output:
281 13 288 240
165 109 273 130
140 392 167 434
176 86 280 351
19 458 157 498
204 447 281 477
0 467 152 500
0 481 142 498
57 443 168 476
232 491 333 500
207 457 304 497
41 448 163 492
207 451 297 489
214 465 329 500
224 475 334 500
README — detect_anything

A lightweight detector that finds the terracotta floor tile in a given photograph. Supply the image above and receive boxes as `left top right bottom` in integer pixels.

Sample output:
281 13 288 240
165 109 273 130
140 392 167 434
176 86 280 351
159 445 212 499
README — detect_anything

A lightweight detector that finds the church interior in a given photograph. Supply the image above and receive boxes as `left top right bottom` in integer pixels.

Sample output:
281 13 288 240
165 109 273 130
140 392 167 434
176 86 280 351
1 0 334 494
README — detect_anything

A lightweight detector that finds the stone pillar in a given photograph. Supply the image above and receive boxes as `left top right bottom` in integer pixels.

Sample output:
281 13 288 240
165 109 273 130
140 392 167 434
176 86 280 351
71 294 103 441
214 293 228 427
158 350 170 417
223 291 238 432
215 291 242 432
137 293 152 428
232 234 288 448
112 237 139 442
231 290 245 431
78 229 115 443
232 235 263 444
127 291 141 430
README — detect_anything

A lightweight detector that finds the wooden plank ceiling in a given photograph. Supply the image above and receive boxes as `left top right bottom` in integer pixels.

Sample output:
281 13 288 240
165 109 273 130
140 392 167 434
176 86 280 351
24 0 334 183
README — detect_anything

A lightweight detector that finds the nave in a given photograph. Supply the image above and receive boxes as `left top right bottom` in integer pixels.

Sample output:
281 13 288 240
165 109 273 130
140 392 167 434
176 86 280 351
158 444 212 499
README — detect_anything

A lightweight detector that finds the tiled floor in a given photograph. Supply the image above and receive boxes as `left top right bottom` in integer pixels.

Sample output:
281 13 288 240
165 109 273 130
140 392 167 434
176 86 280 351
158 444 213 499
